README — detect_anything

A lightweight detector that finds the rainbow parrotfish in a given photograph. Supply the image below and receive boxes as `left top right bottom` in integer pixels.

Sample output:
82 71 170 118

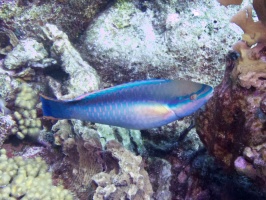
40 79 213 130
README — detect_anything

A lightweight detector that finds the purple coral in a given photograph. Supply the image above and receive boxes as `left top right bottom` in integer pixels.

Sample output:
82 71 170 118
195 48 266 190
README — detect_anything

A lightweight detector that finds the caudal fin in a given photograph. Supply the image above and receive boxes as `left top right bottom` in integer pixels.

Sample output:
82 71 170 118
40 94 71 119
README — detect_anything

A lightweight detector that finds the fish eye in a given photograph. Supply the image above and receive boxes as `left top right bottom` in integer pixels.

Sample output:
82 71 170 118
190 94 197 100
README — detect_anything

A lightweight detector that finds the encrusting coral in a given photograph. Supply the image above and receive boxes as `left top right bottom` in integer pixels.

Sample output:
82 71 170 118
0 148 73 200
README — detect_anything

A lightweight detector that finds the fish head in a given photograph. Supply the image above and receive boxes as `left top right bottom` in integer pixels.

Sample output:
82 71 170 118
169 83 213 119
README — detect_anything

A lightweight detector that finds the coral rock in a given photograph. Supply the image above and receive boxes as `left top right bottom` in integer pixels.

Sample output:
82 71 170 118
196 49 266 189
4 38 48 70
84 0 239 86
42 23 100 98
0 116 16 148
92 140 153 200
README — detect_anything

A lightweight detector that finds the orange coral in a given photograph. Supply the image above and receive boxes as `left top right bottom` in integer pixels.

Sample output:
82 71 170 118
217 0 242 6
231 5 266 46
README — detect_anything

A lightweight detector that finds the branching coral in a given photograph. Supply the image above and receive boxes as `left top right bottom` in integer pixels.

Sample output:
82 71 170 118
13 84 41 139
231 5 266 46
0 148 73 199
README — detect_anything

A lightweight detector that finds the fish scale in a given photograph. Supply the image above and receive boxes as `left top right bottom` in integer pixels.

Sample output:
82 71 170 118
41 79 213 129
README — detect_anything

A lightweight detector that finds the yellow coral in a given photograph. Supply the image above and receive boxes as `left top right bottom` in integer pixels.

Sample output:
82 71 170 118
0 149 73 199
13 84 41 139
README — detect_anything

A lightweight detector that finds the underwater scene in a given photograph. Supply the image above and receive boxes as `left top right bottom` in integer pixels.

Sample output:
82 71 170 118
1 0 266 199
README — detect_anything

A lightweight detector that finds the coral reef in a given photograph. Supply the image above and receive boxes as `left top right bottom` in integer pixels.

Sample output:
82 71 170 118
0 73 19 102
47 119 146 154
41 128 151 199
92 140 153 200
0 98 10 115
0 28 19 55
195 38 266 189
42 23 99 98
232 41 266 88
37 132 103 199
51 120 74 146
3 38 48 70
147 158 172 200
13 84 41 139
83 0 241 87
0 0 111 41
57 134 103 199
2 0 266 199
0 148 73 199
0 116 16 148
95 123 145 153
195 1 266 191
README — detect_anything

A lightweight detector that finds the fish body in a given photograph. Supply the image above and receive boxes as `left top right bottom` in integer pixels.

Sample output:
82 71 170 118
41 79 213 129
